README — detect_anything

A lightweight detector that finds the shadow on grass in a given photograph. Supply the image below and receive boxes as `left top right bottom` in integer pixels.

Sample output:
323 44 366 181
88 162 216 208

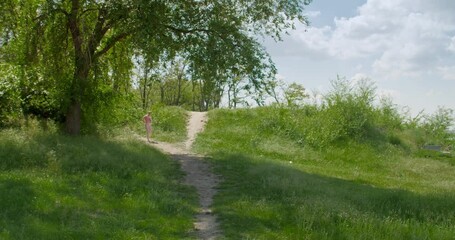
0 133 197 239
0 179 35 221
210 152 455 239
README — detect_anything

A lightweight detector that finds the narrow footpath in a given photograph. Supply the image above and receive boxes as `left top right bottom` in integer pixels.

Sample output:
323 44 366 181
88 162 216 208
150 111 221 240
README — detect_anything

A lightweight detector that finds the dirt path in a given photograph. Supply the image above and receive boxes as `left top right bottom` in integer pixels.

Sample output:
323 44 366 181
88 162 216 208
149 111 221 240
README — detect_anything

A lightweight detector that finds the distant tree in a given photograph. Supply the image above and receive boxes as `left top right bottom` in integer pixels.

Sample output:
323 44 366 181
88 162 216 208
284 82 309 107
159 59 191 107
264 78 285 104
1 0 312 134
423 107 454 146
136 55 156 110
227 75 243 109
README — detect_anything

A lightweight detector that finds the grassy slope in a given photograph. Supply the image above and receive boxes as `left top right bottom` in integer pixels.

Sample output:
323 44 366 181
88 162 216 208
194 108 455 239
0 122 197 239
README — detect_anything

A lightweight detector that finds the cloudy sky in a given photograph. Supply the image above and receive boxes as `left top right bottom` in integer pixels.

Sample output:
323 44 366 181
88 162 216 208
264 0 455 117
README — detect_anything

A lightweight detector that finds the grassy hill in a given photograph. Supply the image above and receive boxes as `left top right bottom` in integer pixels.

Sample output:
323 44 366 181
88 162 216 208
193 107 455 239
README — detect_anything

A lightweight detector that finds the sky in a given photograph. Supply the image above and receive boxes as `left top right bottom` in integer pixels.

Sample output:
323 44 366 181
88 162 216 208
263 0 455 117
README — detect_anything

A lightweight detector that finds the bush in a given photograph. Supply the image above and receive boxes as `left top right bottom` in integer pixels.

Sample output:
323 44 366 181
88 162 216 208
373 97 404 131
421 107 454 147
150 104 187 133
0 65 22 127
301 76 377 147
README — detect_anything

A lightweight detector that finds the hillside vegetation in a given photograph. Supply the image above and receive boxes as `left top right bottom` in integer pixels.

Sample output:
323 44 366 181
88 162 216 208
193 79 455 239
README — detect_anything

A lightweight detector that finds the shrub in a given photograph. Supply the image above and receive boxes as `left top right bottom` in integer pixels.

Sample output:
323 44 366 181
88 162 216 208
0 65 22 127
301 76 377 147
422 107 454 147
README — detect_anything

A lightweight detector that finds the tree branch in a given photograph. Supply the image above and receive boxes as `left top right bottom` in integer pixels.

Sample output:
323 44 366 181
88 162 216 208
87 7 108 56
68 0 83 57
94 28 137 59
89 6 133 59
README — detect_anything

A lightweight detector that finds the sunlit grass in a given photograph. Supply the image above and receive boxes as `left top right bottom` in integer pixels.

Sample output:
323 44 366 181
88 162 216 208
0 121 198 240
194 108 455 239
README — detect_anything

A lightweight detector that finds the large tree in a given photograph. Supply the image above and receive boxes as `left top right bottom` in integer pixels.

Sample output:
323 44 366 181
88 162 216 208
1 0 312 134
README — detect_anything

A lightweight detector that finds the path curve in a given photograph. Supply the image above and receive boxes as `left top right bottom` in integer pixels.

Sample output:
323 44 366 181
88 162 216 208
151 111 221 240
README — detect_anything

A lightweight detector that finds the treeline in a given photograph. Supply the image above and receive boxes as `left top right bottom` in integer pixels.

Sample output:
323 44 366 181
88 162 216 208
0 0 312 134
0 52 306 131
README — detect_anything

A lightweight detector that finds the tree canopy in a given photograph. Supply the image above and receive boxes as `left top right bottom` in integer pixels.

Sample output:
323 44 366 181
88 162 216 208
0 0 312 134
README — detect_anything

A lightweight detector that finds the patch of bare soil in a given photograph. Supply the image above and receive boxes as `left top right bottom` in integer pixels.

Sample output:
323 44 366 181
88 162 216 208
147 111 222 239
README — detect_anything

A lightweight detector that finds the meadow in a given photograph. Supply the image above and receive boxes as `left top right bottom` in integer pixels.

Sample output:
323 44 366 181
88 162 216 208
193 107 455 239
1 84 455 239
0 109 198 240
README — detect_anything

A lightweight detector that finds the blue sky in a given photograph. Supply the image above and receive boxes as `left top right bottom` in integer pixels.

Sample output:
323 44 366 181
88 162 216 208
264 0 455 117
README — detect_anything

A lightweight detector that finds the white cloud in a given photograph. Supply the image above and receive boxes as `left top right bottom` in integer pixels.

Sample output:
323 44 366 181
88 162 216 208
377 88 400 99
306 11 321 18
448 36 455 52
438 66 455 80
275 73 286 81
350 73 370 85
265 0 455 116
426 89 436 97
284 0 455 79
296 26 331 52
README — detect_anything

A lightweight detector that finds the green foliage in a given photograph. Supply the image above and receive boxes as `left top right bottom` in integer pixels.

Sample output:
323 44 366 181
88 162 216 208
150 104 187 134
312 77 376 145
0 124 197 239
421 107 454 147
0 65 22 126
399 107 454 152
1 0 313 134
283 82 309 107
19 69 64 121
374 97 404 131
136 57 200 110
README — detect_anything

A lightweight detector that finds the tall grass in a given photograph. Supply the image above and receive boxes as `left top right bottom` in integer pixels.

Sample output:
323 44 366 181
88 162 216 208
193 107 455 239
0 120 198 239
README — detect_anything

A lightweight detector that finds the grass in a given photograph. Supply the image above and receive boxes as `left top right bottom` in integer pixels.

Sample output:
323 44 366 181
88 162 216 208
0 120 198 239
3 105 454 239
193 108 455 239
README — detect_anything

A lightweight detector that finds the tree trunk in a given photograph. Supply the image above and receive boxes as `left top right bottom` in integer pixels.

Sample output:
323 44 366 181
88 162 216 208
191 80 196 111
160 84 165 103
65 100 82 134
176 75 182 105
141 67 149 110
65 54 90 135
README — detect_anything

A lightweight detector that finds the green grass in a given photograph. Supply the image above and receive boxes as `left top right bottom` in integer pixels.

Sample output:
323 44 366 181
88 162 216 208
193 108 455 239
0 121 198 239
